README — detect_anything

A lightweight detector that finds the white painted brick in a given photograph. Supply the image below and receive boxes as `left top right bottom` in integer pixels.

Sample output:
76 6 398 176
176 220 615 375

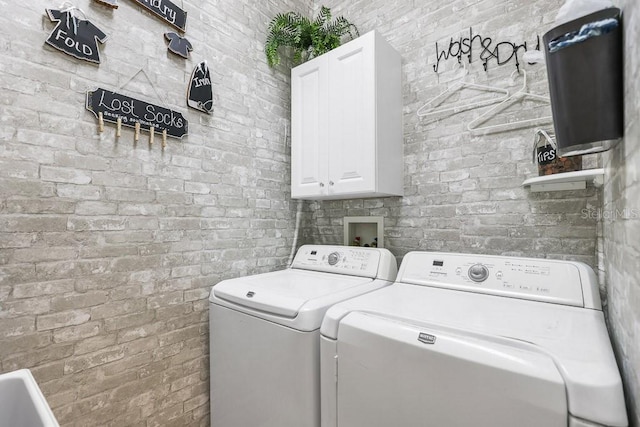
41 166 92 185
36 310 91 331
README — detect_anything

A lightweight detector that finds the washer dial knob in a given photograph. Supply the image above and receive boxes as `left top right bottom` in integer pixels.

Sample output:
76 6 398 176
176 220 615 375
328 252 340 266
468 264 489 282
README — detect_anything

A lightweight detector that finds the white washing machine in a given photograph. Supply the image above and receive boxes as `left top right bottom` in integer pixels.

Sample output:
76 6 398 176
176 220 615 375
321 251 628 427
209 244 397 427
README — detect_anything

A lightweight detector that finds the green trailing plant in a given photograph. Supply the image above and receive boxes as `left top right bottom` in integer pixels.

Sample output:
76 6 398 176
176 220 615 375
265 6 359 68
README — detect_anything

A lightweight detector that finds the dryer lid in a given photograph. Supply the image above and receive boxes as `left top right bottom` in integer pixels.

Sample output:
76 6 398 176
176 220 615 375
213 269 373 318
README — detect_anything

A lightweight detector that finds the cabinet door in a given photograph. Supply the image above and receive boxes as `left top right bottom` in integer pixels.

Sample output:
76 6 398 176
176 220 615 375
327 34 376 197
291 56 329 199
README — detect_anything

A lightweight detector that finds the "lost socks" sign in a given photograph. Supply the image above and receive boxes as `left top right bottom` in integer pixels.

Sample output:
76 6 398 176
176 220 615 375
129 0 187 32
86 88 188 138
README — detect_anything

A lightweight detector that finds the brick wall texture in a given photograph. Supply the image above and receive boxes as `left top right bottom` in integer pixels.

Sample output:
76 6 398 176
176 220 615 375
601 0 640 425
1 0 638 426
0 0 310 426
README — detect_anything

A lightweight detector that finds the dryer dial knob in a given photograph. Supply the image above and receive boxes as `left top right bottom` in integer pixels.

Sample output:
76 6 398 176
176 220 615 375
328 252 340 266
468 264 489 282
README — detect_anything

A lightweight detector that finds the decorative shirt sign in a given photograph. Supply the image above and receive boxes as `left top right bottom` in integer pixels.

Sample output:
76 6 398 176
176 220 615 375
45 8 108 64
165 32 192 58
86 88 188 138
129 0 187 32
187 61 213 114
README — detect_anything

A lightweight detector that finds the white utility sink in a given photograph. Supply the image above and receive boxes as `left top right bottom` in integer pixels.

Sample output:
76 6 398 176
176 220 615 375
0 369 59 427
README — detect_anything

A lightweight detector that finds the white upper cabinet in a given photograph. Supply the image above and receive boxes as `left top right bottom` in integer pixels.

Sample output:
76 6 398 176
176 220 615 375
291 30 403 200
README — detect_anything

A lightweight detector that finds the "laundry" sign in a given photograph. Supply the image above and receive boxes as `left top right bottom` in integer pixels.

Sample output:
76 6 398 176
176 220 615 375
129 0 187 31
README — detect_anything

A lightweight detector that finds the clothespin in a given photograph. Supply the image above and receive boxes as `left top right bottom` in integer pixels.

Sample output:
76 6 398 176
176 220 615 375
116 117 122 137
134 122 140 141
162 129 167 149
149 126 155 145
98 112 104 132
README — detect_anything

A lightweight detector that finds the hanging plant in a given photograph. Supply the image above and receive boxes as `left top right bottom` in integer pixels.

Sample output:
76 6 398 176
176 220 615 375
265 6 359 68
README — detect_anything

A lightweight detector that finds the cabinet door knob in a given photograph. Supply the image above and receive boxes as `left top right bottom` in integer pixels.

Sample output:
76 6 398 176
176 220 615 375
329 181 334 186
319 182 325 187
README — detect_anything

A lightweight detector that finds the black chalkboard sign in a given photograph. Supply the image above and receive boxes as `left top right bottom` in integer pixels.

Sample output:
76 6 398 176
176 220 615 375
187 61 213 114
129 0 187 32
93 0 118 9
86 88 188 138
45 9 108 64
536 145 556 165
165 32 192 58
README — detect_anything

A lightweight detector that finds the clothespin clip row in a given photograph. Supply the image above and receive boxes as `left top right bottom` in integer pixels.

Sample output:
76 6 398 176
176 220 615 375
93 116 169 148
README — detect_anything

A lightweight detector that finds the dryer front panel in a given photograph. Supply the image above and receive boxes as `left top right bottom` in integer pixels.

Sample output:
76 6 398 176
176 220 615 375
210 304 320 427
334 312 567 427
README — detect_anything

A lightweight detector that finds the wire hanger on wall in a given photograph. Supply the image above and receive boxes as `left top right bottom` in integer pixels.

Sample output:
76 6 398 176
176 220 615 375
417 63 510 119
113 68 171 147
467 69 552 133
118 68 169 107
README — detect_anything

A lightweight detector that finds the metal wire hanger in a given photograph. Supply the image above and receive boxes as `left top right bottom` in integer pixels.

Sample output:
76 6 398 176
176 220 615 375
117 68 169 107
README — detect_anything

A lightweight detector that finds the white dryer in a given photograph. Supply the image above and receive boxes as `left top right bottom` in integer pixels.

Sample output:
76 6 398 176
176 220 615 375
321 251 628 427
209 245 397 427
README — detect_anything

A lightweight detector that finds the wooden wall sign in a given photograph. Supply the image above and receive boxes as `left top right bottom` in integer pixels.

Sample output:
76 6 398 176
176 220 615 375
187 61 213 114
129 0 187 32
86 88 188 138
93 0 118 9
45 8 108 64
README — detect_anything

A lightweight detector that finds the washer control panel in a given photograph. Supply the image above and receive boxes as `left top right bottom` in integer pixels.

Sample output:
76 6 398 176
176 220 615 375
291 245 397 281
397 252 592 307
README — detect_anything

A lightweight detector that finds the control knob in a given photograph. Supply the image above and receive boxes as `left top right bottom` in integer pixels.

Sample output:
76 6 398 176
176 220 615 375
468 264 489 282
328 252 341 266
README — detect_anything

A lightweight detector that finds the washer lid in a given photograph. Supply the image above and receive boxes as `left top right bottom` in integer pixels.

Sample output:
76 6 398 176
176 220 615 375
321 284 628 427
334 311 568 427
213 269 373 318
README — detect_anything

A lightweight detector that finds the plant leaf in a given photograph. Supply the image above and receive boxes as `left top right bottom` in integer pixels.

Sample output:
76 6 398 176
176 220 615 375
265 6 359 68
314 6 331 27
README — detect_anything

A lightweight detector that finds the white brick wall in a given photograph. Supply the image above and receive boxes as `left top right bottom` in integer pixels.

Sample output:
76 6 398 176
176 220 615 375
307 0 599 266
602 0 640 425
0 0 311 425
2 0 638 426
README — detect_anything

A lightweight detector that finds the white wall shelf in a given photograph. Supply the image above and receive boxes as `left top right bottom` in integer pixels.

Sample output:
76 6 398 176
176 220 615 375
522 168 604 192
